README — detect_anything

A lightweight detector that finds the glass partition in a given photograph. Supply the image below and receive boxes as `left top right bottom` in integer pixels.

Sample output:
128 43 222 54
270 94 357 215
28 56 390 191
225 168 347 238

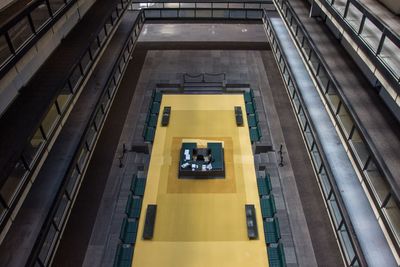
0 160 28 205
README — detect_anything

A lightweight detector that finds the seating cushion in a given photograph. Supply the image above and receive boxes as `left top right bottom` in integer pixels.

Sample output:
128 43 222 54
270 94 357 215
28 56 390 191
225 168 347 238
260 195 276 219
120 218 138 244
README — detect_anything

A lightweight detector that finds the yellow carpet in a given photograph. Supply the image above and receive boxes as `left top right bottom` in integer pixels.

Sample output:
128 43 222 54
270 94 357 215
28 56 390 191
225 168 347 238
132 94 268 267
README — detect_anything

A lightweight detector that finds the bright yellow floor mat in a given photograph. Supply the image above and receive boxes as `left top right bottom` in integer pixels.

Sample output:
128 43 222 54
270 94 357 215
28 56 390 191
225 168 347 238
132 94 268 267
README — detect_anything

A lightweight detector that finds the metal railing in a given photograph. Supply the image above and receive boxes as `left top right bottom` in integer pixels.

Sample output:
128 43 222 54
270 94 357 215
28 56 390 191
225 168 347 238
0 0 78 79
263 10 364 266
316 0 400 93
2 1 397 265
0 1 274 80
275 0 400 255
0 0 133 234
26 9 145 267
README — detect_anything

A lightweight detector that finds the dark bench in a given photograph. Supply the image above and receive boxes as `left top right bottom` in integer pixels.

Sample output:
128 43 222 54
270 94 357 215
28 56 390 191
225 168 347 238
260 195 276 219
264 217 281 244
143 204 157 240
268 243 286 267
235 106 244 126
245 204 259 240
119 218 138 244
125 195 142 219
113 244 133 267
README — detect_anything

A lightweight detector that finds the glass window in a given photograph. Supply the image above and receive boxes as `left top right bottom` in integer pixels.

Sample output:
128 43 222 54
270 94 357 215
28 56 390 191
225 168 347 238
23 128 46 167
86 123 97 150
101 93 110 113
38 223 58 265
0 35 12 66
337 105 354 138
69 65 83 92
0 201 6 219
49 0 65 14
94 109 104 129
326 83 341 113
383 197 400 244
66 167 80 198
328 195 342 228
338 223 356 265
41 103 60 138
311 149 322 171
80 50 92 74
0 160 28 205
364 161 389 204
56 83 73 113
319 168 331 198
349 129 370 167
53 193 70 227
97 28 107 46
77 147 89 171
304 124 314 150
30 4 51 31
8 17 33 51
90 38 100 59
345 3 363 32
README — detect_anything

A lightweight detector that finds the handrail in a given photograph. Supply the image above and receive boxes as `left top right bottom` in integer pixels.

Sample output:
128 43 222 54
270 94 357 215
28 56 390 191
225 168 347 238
26 7 144 267
0 0 273 80
0 0 131 210
0 0 78 79
318 0 400 89
276 0 400 257
263 10 365 266
276 0 400 202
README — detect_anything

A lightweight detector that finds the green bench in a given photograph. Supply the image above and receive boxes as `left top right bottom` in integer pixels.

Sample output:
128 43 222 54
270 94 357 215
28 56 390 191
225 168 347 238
150 101 160 114
119 218 139 244
260 195 276 219
257 175 272 196
125 195 142 219
134 178 146 196
250 127 261 142
147 114 158 127
247 113 259 127
113 244 133 267
208 142 223 169
130 174 137 192
268 243 286 267
244 91 252 103
264 217 281 244
154 91 162 103
246 102 255 114
144 127 155 143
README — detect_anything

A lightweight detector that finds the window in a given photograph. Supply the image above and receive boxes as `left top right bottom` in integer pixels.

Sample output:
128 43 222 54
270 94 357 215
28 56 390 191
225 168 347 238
8 17 33 51
56 83 73 113
0 160 28 205
53 193 70 228
77 147 89 171
69 65 83 92
41 103 60 138
23 128 46 167
66 167 80 198
383 197 400 244
38 223 58 265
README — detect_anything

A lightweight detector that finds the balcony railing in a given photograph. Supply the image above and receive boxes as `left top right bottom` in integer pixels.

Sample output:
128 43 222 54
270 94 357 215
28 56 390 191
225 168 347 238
275 0 400 256
316 0 400 94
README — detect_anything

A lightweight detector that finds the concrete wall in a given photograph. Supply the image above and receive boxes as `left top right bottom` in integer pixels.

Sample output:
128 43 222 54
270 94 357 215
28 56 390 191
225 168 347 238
0 0 97 116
